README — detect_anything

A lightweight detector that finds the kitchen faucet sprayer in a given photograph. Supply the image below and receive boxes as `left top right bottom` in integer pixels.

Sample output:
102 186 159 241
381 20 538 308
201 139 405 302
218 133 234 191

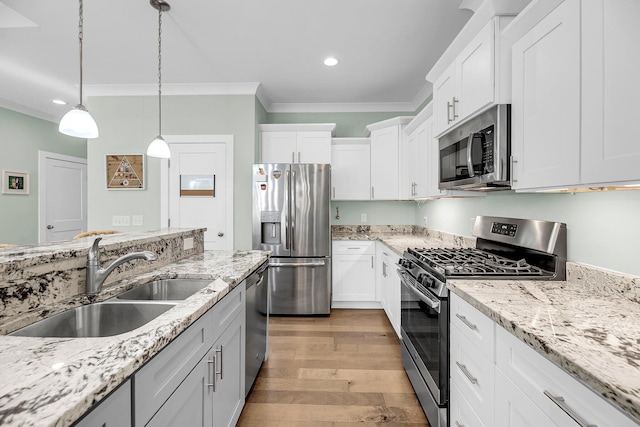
85 237 158 295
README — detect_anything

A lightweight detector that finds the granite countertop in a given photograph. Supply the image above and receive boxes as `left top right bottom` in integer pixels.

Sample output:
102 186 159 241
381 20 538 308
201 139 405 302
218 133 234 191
448 264 640 423
0 250 269 427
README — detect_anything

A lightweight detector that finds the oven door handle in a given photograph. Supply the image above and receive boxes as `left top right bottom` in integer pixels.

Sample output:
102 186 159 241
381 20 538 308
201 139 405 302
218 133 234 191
396 268 441 312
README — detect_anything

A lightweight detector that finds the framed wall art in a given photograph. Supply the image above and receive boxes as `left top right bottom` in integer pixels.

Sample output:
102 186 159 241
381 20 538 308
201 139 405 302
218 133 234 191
2 171 29 195
106 154 145 190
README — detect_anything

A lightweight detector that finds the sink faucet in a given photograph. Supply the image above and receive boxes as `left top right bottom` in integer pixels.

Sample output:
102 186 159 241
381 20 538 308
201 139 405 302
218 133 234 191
85 237 158 295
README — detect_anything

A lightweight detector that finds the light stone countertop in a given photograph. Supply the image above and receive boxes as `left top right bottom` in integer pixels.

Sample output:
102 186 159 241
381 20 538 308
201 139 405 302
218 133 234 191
0 250 269 427
448 266 640 424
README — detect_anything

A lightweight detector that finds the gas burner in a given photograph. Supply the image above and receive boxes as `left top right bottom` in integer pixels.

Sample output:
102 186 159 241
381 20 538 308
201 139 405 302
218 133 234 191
408 247 547 278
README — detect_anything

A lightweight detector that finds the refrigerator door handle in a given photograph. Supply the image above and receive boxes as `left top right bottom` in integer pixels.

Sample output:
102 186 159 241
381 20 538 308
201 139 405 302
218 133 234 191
291 169 296 251
284 169 290 250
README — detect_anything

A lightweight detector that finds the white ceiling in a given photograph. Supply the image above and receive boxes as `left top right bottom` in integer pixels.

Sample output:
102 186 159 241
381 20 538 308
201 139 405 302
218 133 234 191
0 0 472 122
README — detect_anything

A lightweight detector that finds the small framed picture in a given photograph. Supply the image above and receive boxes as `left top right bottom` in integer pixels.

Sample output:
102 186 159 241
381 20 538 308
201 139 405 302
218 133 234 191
106 154 145 190
2 171 29 195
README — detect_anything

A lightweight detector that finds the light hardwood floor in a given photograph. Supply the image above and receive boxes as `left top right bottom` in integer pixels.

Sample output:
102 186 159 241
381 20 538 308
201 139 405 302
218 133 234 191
237 309 430 427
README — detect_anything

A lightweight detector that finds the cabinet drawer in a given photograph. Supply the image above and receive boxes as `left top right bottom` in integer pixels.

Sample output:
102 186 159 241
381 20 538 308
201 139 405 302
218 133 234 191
134 308 214 427
450 323 494 426
211 283 244 334
333 241 375 255
450 380 485 427
496 325 639 427
450 292 495 361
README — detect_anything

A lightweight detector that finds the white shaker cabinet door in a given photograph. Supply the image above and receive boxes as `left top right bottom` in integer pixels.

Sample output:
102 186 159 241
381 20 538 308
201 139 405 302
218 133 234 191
370 126 400 200
331 142 371 200
511 0 581 190
433 63 457 136
581 0 640 185
297 132 332 164
261 132 298 163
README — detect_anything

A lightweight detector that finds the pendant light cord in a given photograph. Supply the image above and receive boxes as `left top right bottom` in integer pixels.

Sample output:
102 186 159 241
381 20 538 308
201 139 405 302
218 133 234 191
157 8 163 136
78 0 84 105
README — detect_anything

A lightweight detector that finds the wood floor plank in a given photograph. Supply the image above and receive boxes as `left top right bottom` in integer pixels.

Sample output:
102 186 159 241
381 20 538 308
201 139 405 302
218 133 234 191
237 309 429 427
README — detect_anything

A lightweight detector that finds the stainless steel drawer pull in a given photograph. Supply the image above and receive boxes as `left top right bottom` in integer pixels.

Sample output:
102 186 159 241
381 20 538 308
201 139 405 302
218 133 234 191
455 314 477 331
455 422 465 427
207 356 216 391
456 361 478 385
216 346 223 380
544 391 597 427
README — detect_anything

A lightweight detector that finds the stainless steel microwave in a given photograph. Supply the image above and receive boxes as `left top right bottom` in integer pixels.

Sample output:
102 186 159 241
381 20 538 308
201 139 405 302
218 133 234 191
438 104 511 191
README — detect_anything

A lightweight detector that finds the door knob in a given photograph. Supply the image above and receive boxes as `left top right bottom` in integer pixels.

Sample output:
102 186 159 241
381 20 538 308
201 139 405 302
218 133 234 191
218 232 224 237
47 225 54 229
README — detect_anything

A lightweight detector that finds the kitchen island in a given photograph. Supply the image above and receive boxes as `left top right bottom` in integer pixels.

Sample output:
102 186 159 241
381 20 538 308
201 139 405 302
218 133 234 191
0 230 269 427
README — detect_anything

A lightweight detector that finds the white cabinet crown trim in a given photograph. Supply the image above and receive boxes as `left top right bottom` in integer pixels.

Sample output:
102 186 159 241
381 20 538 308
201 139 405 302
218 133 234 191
258 123 336 134
363 116 414 136
403 102 434 135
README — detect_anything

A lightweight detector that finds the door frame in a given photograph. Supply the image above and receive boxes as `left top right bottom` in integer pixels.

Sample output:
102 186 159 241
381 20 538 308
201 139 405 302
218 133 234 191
160 135 234 250
38 151 88 243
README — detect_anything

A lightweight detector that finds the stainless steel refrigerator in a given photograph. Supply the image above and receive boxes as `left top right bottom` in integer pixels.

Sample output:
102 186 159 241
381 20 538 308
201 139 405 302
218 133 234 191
252 163 331 315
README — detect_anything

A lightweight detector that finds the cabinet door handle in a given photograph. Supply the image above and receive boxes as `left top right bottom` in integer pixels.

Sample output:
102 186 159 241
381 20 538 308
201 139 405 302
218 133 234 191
371 256 374 269
455 422 465 427
207 355 216 391
447 101 453 124
544 391 597 427
511 156 518 184
292 152 295 163
332 187 336 199
382 261 387 277
216 346 224 380
298 152 301 163
456 361 478 385
456 313 477 331
371 186 375 199
452 97 459 120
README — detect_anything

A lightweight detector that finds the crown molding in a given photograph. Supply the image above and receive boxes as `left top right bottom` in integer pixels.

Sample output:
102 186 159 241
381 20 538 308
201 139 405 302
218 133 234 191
83 82 262 97
0 97 58 123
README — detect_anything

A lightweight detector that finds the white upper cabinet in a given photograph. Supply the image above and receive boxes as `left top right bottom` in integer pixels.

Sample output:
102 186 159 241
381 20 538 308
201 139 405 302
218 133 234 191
511 0 581 190
259 124 336 164
331 138 371 200
403 104 441 199
432 17 512 138
581 0 640 185
365 117 413 200
509 0 640 190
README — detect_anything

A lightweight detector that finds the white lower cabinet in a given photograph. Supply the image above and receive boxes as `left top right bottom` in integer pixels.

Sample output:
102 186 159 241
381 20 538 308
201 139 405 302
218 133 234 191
494 368 556 427
332 241 377 308
75 380 132 427
450 292 640 427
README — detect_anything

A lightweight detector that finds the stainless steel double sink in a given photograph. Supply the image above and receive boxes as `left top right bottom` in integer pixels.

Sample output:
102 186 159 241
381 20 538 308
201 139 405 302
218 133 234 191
10 279 214 338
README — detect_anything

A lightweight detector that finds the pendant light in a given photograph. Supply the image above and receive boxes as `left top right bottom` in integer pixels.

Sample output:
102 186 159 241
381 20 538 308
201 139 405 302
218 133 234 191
146 0 171 159
59 0 99 139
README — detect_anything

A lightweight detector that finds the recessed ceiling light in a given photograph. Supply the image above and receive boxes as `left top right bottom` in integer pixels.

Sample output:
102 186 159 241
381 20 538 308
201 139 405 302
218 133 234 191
324 57 338 67
52 99 67 105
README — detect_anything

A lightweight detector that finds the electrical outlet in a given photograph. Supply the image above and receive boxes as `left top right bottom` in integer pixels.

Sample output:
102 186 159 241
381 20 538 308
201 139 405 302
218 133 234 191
361 213 367 223
183 237 194 250
132 215 143 226
112 215 130 226
424 216 428 226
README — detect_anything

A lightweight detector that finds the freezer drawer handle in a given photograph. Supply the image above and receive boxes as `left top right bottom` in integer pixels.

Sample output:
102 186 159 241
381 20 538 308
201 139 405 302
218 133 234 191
270 261 326 267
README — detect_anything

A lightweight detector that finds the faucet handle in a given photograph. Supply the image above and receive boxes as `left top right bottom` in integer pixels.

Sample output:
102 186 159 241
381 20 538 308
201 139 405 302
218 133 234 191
88 237 103 262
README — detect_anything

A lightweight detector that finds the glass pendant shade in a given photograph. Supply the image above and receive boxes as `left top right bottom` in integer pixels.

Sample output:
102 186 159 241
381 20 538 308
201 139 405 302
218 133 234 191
147 135 171 159
59 104 99 138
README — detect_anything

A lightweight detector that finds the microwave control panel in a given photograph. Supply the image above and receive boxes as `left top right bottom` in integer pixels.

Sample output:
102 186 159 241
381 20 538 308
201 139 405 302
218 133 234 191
491 222 518 237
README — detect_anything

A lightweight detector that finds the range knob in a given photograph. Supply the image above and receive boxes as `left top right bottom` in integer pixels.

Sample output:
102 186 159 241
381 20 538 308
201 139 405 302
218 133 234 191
417 273 427 284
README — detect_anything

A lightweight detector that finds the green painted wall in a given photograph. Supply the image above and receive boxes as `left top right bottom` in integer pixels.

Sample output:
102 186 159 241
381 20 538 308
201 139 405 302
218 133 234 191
416 190 640 276
255 98 268 161
0 107 87 245
331 201 416 225
87 95 257 250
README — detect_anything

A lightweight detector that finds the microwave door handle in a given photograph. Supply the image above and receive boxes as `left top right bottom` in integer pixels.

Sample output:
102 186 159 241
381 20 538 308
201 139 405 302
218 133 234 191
466 132 475 178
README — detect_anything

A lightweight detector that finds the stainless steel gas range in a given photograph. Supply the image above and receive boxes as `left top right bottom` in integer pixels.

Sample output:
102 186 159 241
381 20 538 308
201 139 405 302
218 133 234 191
396 216 567 427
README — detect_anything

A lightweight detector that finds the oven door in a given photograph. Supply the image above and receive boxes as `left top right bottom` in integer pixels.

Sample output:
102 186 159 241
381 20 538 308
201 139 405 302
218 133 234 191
398 268 448 406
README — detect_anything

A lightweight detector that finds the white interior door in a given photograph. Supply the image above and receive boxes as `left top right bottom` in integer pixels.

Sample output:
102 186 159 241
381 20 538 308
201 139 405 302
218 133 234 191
38 151 87 242
166 137 233 250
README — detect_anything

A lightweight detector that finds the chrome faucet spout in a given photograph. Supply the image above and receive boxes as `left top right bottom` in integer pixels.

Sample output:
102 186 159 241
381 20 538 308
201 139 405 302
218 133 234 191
85 237 158 295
